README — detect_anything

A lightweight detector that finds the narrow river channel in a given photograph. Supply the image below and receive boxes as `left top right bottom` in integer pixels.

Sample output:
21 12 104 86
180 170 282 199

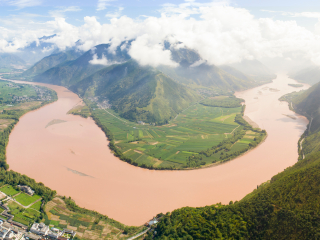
5 73 309 226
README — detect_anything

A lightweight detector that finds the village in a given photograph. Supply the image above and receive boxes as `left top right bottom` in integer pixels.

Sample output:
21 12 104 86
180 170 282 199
0 185 76 240
5 83 53 103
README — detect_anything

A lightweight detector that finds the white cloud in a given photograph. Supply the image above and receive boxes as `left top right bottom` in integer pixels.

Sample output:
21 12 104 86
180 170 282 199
3 1 320 67
5 0 42 8
97 0 117 11
105 7 123 18
129 35 178 67
49 6 82 18
262 10 320 19
89 53 109 65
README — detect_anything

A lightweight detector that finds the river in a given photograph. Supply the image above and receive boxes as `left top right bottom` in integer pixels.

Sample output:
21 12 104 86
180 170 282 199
5 73 309 226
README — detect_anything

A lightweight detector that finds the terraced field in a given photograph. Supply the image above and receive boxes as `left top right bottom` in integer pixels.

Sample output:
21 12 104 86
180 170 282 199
44 197 144 239
92 103 262 169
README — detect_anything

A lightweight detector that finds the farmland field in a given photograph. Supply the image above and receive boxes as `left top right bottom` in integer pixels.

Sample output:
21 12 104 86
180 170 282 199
44 197 144 239
91 102 262 169
0 185 20 196
14 192 41 206
7 201 40 226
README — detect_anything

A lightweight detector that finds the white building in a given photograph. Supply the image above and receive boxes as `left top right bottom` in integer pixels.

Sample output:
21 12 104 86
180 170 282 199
17 185 35 196
30 223 49 236
47 228 62 239
148 218 158 226
0 226 11 239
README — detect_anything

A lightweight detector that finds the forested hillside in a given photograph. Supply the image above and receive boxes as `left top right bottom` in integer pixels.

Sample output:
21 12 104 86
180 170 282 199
146 82 320 240
71 60 201 124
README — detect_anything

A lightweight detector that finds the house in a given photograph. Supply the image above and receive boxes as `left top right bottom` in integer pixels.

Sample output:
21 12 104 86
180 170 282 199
0 226 11 239
17 185 35 196
148 218 158 226
30 223 49 236
58 229 76 240
47 228 62 239
3 229 23 240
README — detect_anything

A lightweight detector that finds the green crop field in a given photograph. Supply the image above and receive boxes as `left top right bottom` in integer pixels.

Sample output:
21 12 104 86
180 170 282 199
8 199 40 226
0 185 20 196
30 200 42 211
14 193 41 206
91 102 262 169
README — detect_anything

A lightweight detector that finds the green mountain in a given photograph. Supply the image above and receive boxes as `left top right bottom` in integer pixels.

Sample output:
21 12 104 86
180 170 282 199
229 59 276 82
146 84 320 240
32 43 131 86
22 49 83 78
70 61 201 124
0 53 26 68
289 66 320 85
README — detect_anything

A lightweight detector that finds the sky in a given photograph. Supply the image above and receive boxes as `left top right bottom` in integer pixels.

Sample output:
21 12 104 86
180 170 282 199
2 0 320 67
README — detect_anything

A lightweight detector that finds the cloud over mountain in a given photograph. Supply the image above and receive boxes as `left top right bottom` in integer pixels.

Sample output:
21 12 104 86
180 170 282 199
1 1 320 66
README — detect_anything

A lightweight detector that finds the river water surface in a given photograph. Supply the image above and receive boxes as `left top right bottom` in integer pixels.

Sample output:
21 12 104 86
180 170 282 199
6 74 308 226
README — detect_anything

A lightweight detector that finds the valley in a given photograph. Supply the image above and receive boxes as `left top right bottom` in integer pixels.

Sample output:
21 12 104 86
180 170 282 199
3 73 308 228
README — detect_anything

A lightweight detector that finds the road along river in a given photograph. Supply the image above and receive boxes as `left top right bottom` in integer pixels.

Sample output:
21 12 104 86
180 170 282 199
5 74 309 226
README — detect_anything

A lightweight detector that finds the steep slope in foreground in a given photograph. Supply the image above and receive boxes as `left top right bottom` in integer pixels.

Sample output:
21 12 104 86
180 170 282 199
70 61 201 124
289 66 320 85
146 85 320 240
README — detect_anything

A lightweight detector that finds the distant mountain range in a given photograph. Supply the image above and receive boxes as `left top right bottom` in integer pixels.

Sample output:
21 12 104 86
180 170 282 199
21 49 83 78
229 59 276 82
289 66 320 85
15 41 276 123
0 53 26 69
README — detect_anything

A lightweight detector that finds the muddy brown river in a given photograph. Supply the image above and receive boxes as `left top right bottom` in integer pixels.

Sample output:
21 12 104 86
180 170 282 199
5 74 309 226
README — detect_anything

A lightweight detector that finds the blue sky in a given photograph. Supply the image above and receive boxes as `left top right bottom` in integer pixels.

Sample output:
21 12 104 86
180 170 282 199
1 0 320 28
